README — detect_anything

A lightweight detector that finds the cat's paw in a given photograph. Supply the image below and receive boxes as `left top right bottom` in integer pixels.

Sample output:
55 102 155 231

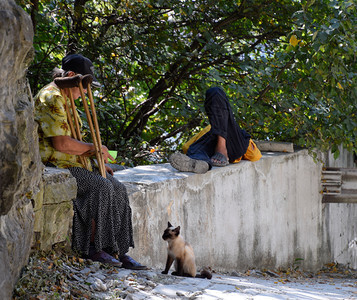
161 270 168 274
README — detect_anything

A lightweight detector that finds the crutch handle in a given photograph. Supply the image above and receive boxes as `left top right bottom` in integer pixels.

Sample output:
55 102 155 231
54 74 93 89
82 74 93 88
54 74 82 88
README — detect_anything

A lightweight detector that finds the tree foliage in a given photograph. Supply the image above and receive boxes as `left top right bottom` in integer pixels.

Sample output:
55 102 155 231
19 0 357 165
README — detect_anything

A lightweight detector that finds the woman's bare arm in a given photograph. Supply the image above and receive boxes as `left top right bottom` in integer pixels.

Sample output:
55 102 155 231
51 136 114 163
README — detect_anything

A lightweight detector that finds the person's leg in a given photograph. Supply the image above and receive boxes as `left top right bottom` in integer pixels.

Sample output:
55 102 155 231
182 87 231 163
169 124 218 173
105 174 147 269
69 167 146 268
213 135 228 163
203 87 232 164
205 87 250 162
186 132 216 165
69 168 141 269
68 167 123 266
204 87 231 140
105 174 134 255
69 168 107 254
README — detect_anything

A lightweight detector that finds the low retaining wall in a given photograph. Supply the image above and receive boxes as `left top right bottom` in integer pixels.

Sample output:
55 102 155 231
33 150 357 272
114 150 357 272
33 168 77 250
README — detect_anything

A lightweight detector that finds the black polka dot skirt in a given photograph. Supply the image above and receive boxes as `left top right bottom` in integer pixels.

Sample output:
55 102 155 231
68 167 134 256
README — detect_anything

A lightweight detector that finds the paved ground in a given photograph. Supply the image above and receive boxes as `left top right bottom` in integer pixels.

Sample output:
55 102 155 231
88 268 357 300
13 251 357 299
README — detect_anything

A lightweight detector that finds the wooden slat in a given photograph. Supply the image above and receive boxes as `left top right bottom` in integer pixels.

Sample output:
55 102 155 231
322 194 357 203
321 167 357 203
254 141 294 153
321 170 341 194
341 169 357 192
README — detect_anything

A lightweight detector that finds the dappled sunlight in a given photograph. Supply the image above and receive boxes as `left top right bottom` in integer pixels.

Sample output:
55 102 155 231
114 163 192 184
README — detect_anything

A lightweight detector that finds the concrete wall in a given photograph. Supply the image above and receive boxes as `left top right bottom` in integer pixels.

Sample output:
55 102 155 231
324 147 357 269
326 145 357 169
324 203 357 269
114 150 352 272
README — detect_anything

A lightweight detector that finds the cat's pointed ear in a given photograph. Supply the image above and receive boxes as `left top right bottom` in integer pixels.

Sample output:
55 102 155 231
174 226 181 235
168 221 173 228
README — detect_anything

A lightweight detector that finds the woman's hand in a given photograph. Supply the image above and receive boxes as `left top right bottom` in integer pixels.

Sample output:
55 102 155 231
81 145 114 163
101 145 114 164
105 164 114 176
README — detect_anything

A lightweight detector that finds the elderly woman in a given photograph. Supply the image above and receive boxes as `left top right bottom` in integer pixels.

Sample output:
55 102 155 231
34 53 146 269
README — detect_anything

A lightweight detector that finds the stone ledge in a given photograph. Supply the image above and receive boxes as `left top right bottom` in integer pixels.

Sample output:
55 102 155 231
33 167 77 250
114 151 295 191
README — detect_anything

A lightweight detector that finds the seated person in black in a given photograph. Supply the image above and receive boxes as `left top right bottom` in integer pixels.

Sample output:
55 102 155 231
170 87 261 173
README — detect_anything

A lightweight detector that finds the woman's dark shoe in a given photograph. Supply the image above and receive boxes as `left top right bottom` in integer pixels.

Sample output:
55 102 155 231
119 255 148 270
90 250 122 267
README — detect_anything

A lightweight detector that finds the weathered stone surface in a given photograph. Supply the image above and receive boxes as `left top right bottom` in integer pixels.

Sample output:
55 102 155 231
0 0 38 215
0 201 34 298
33 168 77 250
0 1 40 299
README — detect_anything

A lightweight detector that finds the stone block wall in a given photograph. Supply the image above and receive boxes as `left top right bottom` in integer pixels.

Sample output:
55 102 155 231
33 168 77 251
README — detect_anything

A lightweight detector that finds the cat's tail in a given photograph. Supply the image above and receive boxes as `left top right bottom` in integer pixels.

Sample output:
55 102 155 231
195 267 212 279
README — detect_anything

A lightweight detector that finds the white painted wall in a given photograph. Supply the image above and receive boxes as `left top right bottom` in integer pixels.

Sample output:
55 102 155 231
114 149 357 272
324 146 357 269
324 203 357 269
326 144 357 168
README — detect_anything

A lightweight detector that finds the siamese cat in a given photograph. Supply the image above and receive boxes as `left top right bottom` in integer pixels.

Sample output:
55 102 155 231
162 222 212 279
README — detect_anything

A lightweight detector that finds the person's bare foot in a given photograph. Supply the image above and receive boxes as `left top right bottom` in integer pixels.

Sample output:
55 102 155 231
212 135 228 164
211 152 228 166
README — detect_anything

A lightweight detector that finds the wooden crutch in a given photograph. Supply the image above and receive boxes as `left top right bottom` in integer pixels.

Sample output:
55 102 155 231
55 75 89 170
54 75 106 177
78 75 107 178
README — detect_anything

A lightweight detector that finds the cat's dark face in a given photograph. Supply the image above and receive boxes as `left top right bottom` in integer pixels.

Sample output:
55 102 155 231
162 222 180 241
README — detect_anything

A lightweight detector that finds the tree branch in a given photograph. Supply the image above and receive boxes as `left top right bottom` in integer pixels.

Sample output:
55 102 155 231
149 118 202 145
